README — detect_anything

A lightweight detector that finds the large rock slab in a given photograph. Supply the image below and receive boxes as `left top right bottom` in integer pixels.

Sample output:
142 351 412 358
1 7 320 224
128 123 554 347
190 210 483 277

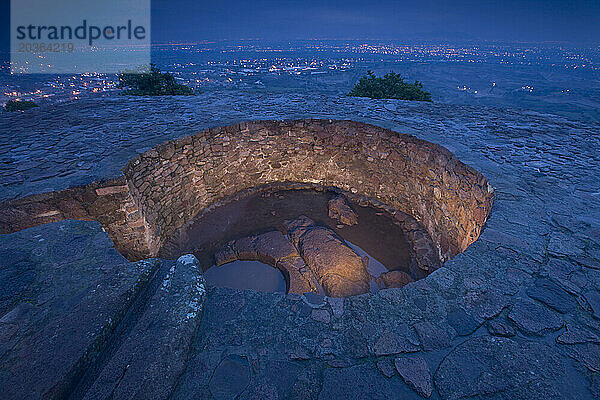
413 321 453 350
434 335 591 400
0 220 157 400
239 359 322 400
82 254 206 400
1 89 599 400
394 355 433 398
318 363 416 400
507 300 564 335
526 278 577 313
209 354 251 400
371 330 420 355
285 216 371 297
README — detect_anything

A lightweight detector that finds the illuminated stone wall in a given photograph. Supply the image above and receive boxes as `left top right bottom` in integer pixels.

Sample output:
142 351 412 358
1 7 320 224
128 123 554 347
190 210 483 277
1 120 493 263
124 119 494 262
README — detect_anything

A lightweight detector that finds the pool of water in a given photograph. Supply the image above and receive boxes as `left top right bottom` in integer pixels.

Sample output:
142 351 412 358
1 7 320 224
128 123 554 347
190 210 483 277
203 260 287 293
160 187 415 293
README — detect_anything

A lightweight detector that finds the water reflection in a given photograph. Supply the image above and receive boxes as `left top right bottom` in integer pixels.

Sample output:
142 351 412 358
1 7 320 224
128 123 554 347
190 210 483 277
204 260 287 293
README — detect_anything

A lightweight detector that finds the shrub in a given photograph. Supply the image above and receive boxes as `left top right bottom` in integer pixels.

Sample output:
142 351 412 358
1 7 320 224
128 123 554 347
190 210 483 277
4 99 39 112
118 64 194 96
349 71 432 102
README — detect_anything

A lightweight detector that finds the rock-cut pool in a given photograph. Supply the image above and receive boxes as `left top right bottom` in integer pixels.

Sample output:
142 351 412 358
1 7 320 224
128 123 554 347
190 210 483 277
160 187 415 295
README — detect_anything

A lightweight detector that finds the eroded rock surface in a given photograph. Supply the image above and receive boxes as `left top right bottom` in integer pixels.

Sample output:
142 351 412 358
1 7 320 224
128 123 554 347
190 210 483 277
285 216 371 297
328 195 358 226
395 356 433 398
434 336 589 400
318 363 413 400
214 230 317 294
82 254 206 400
0 94 598 399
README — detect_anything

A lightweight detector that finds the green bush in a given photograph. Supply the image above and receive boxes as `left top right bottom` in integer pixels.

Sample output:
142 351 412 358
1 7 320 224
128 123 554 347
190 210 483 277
4 99 39 112
118 64 194 96
349 71 432 102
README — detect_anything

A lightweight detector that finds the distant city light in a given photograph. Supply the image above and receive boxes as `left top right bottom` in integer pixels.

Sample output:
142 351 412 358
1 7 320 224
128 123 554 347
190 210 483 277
2 41 597 106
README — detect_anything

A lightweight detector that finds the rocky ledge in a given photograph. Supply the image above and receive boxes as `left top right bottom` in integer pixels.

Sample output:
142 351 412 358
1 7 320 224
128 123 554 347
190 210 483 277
0 92 599 399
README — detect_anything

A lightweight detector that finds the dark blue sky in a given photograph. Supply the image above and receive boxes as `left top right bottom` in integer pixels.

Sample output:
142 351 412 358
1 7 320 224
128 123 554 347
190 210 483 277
1 0 599 49
150 0 600 43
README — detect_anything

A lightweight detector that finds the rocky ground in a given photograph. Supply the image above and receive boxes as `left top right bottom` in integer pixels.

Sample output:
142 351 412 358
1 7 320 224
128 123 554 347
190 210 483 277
0 92 599 399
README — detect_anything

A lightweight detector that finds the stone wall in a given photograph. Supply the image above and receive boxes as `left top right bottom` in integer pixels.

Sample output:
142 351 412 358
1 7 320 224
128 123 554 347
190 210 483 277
1 119 493 263
123 119 494 262
0 177 151 260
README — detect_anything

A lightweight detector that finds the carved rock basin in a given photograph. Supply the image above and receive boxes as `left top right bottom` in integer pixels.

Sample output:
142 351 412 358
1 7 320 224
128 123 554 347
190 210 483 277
1 95 597 400
214 216 374 297
162 185 437 296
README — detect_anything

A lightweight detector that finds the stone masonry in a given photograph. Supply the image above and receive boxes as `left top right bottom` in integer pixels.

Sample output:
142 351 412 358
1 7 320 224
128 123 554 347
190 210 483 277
123 119 494 262
0 177 151 260
0 119 494 267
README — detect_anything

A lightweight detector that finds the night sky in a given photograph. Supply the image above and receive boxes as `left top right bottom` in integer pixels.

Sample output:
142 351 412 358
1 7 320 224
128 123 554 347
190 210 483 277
1 0 599 50
150 0 600 43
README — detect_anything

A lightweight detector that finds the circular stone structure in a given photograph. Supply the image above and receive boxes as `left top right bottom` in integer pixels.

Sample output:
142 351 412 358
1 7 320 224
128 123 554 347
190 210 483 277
123 119 494 263
0 119 494 283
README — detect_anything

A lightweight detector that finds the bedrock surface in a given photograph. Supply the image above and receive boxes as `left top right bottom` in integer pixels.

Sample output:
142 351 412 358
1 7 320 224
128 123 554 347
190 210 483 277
0 92 599 399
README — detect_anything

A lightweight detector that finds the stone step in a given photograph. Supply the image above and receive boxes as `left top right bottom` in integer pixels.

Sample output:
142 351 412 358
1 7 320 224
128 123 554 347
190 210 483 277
80 254 206 400
0 220 158 400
